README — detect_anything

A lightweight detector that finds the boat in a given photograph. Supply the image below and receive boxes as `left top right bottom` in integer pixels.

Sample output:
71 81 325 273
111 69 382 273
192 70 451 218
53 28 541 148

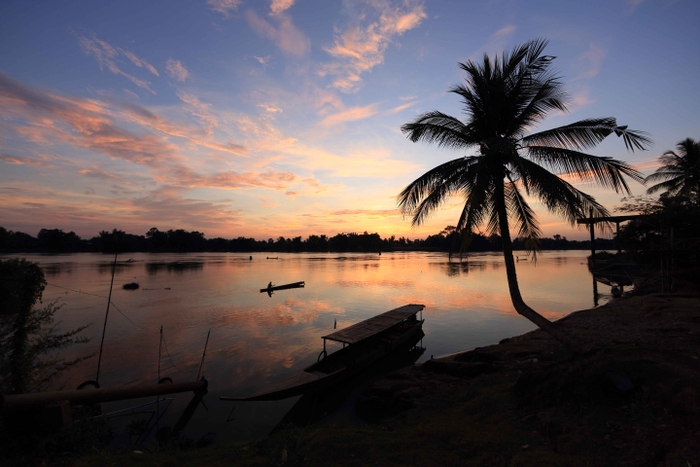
259 281 305 293
220 304 425 401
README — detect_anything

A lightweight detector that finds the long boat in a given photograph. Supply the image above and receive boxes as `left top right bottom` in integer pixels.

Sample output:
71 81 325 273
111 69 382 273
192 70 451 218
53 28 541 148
221 304 425 402
259 281 305 293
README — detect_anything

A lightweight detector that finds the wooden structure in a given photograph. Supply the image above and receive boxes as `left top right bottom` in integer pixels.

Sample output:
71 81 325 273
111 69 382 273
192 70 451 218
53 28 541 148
1 379 207 434
221 304 425 402
576 210 647 255
321 304 424 346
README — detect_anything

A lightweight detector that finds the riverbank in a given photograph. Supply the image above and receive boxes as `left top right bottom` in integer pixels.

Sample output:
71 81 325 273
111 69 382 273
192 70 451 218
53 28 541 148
67 292 700 466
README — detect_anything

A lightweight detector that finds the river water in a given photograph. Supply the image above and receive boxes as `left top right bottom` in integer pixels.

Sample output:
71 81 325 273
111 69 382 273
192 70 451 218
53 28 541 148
3 250 611 443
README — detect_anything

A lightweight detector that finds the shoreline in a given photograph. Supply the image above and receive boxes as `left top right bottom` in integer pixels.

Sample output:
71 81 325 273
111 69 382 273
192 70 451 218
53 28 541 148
68 291 700 466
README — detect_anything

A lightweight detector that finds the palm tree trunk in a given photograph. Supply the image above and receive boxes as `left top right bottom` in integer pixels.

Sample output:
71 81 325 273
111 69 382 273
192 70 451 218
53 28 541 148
495 183 586 354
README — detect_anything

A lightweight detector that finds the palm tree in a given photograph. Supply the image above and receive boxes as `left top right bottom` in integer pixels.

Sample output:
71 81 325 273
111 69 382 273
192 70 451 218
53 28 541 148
398 39 651 353
646 138 700 205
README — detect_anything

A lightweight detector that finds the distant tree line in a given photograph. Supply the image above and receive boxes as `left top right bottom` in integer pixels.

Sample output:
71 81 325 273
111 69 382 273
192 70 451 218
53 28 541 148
0 226 616 254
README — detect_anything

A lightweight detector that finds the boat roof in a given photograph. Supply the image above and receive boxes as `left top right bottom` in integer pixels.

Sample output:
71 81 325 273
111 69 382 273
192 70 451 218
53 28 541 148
322 304 424 345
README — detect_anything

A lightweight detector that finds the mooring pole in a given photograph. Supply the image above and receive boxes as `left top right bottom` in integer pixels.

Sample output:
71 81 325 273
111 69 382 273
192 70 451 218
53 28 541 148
589 208 595 261
96 251 118 383
196 329 211 381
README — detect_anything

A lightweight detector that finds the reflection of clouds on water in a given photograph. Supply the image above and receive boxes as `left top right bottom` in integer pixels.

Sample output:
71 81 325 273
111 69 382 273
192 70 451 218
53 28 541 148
333 279 413 288
211 297 345 331
8 250 600 442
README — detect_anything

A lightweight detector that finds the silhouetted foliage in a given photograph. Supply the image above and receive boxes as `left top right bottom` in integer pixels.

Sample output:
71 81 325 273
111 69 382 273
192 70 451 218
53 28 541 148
615 195 700 270
0 259 92 394
0 225 611 254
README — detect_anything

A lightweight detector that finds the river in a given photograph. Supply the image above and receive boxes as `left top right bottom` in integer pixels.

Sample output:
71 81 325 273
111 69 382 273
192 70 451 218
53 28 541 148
3 250 611 444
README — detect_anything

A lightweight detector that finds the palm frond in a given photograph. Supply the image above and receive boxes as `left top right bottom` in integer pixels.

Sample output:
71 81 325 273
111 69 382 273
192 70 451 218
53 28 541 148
401 111 475 150
524 145 644 193
456 160 493 232
513 157 610 224
398 157 478 226
505 177 541 239
523 118 652 152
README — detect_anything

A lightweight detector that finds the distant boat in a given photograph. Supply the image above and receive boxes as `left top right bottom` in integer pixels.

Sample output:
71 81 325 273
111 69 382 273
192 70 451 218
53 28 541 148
221 304 425 401
266 256 279 259
259 281 305 293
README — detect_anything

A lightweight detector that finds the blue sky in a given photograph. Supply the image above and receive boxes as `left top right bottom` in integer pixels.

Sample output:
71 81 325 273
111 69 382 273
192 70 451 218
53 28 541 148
1 0 698 240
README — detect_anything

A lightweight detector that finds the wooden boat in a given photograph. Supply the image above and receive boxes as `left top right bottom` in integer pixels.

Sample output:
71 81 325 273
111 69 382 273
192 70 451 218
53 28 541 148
221 304 425 401
259 281 305 293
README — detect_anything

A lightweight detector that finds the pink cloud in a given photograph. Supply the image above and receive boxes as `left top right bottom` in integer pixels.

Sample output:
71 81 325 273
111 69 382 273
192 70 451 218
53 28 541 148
573 42 607 81
270 0 294 15
319 103 379 126
162 165 299 191
76 33 157 93
0 72 178 166
166 59 190 82
78 167 126 181
387 101 417 114
245 9 310 57
321 0 427 92
0 152 54 167
207 0 243 17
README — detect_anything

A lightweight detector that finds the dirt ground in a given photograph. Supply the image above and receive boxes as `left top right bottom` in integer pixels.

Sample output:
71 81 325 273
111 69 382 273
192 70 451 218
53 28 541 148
334 292 700 466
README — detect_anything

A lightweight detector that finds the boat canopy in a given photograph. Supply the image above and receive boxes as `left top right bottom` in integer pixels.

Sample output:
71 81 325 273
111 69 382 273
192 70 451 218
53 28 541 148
322 304 424 345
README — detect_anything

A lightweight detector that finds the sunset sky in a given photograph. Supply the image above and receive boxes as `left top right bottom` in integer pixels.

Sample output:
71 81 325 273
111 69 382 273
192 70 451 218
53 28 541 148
1 0 698 241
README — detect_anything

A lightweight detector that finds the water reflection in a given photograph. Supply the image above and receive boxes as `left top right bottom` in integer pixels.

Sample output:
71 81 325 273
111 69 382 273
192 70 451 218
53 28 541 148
41 262 74 276
96 261 137 275
145 261 204 274
3 250 606 445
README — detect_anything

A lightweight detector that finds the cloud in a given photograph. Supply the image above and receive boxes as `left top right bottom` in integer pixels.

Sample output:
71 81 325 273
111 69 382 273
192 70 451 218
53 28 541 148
321 0 427 92
176 91 218 134
166 59 190 81
0 152 55 167
466 24 517 62
627 0 645 11
0 72 177 166
164 166 299 191
123 89 140 99
329 208 401 217
253 55 271 67
207 0 242 17
76 33 157 93
258 103 282 114
567 87 593 110
0 72 249 178
270 0 294 15
121 50 159 76
572 42 607 81
319 103 379 126
78 167 126 181
245 9 310 56
387 101 417 114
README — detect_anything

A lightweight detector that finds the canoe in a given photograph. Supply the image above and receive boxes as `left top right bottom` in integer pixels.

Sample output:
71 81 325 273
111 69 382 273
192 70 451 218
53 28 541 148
221 304 425 401
259 281 305 293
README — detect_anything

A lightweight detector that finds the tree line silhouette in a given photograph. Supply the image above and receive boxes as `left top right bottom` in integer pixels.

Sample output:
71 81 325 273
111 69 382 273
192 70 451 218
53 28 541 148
0 225 615 254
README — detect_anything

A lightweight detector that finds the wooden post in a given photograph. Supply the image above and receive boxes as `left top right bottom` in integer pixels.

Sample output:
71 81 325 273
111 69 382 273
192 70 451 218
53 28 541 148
589 208 595 261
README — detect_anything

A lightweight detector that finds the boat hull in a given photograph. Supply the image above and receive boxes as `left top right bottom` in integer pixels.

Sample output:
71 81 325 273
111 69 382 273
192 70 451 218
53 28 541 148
259 281 305 293
223 320 424 401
